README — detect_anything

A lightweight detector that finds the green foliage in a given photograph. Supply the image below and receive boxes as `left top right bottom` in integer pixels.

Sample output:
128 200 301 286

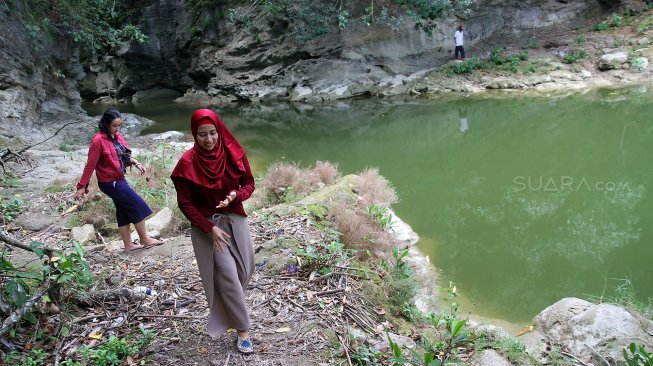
563 50 589 64
0 174 22 188
378 247 416 308
609 12 623 28
475 331 535 364
187 0 476 41
77 328 155 366
575 34 586 45
296 241 353 273
0 242 92 338
528 37 540 49
449 56 486 74
2 349 49 366
636 15 653 34
368 204 393 230
0 196 27 224
15 0 148 54
624 343 653 366
399 0 476 36
595 21 609 31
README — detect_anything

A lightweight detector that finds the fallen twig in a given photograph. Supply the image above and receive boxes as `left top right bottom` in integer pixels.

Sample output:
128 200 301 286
560 351 590 366
0 280 50 337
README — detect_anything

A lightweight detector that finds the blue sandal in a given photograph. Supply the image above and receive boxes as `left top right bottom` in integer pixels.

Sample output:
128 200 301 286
236 337 254 354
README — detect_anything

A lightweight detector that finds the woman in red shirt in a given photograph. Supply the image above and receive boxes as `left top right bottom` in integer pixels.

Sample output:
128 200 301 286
170 109 255 354
74 108 163 252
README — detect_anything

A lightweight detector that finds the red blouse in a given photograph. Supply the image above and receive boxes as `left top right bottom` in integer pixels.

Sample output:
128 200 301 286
172 156 255 233
77 132 130 191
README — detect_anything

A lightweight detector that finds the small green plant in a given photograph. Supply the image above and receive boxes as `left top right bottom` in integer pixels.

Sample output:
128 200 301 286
0 196 27 224
528 37 540 49
595 21 609 31
368 204 393 229
0 174 21 188
78 330 154 366
296 241 353 274
575 34 586 45
563 50 589 64
2 348 49 366
632 57 647 71
636 15 653 34
526 63 537 73
624 343 653 366
609 12 623 28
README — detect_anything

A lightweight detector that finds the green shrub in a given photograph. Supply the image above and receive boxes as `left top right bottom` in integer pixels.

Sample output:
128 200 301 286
563 50 589 64
624 343 653 366
595 21 609 31
575 34 586 45
609 12 623 28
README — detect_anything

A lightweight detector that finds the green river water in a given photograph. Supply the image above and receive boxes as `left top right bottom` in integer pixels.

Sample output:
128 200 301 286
84 86 653 324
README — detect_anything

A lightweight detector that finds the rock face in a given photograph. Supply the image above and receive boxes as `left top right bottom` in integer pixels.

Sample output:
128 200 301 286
0 6 86 148
535 297 653 366
77 0 606 103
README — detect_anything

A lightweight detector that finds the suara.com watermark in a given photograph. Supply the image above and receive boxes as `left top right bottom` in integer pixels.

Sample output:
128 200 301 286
513 176 631 192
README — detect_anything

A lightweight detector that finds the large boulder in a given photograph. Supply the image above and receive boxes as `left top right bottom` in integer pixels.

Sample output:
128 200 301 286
598 52 628 71
535 297 653 366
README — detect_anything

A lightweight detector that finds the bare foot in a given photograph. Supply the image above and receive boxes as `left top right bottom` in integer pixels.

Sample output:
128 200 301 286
124 243 145 252
142 237 165 247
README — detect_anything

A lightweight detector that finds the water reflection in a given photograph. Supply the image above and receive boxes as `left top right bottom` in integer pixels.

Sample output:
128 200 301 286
83 86 653 322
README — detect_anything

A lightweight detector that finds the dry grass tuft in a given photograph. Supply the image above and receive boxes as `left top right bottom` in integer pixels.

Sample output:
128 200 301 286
249 161 342 209
328 202 393 257
356 168 398 207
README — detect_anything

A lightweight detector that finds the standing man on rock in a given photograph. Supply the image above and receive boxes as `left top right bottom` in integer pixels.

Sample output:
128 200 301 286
454 25 465 60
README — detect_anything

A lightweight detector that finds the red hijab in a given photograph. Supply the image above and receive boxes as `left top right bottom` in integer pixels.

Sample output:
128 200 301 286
171 109 246 189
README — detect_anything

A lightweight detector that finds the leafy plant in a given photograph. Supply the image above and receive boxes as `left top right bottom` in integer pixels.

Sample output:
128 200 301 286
0 196 27 224
595 21 609 31
528 37 540 49
14 0 148 54
296 241 353 273
575 34 586 45
0 174 21 188
563 50 588 64
368 204 393 230
624 343 653 366
609 12 623 28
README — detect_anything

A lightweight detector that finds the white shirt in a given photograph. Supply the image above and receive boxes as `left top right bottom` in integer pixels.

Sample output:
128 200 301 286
454 30 464 46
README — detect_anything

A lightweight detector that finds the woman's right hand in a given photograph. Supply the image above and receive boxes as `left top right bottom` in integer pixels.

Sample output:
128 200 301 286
74 187 85 200
210 226 231 253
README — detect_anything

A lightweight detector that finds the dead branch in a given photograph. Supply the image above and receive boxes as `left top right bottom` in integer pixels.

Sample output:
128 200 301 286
0 280 50 337
74 288 146 306
0 229 54 257
16 121 81 155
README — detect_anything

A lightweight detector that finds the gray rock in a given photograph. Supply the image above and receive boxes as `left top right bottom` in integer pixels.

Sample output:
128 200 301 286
132 87 183 103
387 208 419 247
483 77 524 89
71 224 96 245
15 213 60 232
470 349 513 366
130 207 173 240
152 131 185 140
535 297 653 366
119 113 156 136
371 332 416 352
598 52 628 71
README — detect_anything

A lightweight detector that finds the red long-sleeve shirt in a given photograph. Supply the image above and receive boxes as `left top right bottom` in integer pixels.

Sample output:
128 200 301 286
171 156 255 233
77 132 130 191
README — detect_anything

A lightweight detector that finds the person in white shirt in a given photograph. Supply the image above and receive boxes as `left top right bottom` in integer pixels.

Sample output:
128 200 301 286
454 25 465 60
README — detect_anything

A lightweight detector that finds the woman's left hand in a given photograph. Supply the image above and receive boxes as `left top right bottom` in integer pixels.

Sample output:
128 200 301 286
216 191 237 209
132 160 146 175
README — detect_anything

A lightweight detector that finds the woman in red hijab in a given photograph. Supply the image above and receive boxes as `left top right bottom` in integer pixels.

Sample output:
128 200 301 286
170 109 255 354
